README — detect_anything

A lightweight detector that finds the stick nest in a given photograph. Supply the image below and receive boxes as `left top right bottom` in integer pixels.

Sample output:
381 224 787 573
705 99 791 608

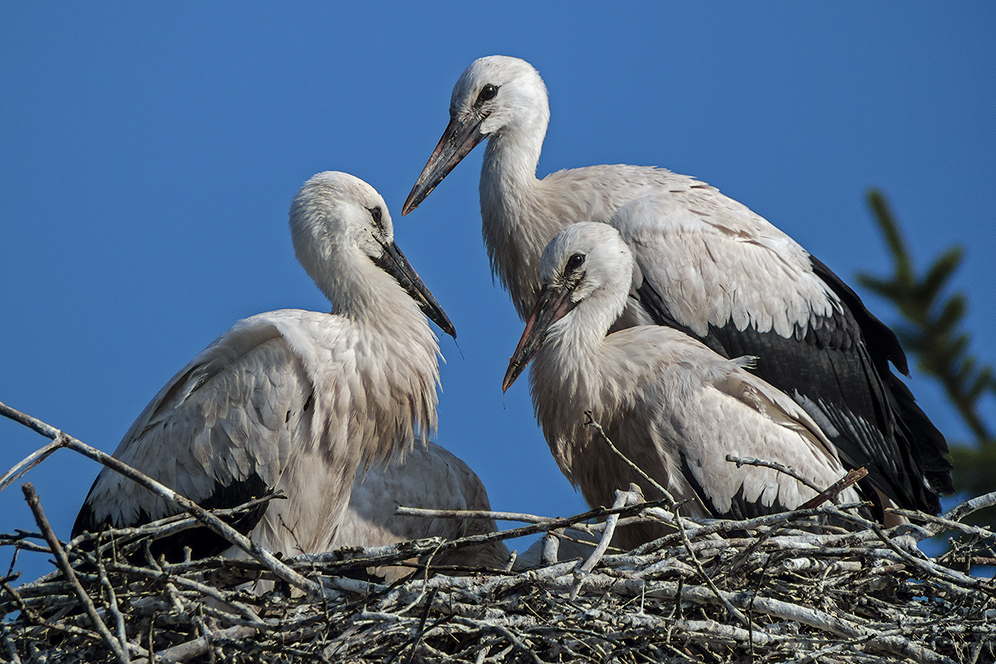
2 496 994 664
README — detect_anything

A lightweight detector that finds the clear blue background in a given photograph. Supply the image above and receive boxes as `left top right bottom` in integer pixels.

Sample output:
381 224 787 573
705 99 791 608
2 3 994 584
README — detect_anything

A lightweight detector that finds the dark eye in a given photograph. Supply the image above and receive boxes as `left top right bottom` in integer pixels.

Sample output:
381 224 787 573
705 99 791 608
565 252 585 273
476 84 498 105
368 206 383 225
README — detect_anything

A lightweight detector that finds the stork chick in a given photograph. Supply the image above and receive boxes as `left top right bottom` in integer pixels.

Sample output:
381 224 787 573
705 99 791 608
503 222 861 549
74 171 454 564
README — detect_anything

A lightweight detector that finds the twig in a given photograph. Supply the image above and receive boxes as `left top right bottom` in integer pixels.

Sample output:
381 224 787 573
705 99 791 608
888 507 996 540
584 411 679 507
630 501 869 553
473 620 544 664
22 482 131 664
72 493 282 560
1 623 22 664
394 507 564 524
569 484 642 600
673 497 754 630
301 498 677 573
0 437 68 495
866 520 995 596
399 586 439 664
2 576 110 642
726 454 823 493
799 467 869 509
151 625 258 663
942 489 996 523
96 556 131 662
725 456 869 512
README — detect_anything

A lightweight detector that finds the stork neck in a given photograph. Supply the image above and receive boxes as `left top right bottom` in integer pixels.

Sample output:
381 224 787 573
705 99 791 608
327 264 441 461
328 263 433 349
480 124 563 318
545 295 619 373
481 120 544 199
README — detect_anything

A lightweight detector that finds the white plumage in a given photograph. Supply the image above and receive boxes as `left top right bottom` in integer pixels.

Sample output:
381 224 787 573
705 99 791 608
404 55 950 516
73 171 461 564
503 223 861 549
337 441 510 579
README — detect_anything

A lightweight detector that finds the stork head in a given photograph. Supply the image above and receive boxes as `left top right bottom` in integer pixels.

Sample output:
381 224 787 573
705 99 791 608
503 222 634 391
290 171 455 337
403 55 550 215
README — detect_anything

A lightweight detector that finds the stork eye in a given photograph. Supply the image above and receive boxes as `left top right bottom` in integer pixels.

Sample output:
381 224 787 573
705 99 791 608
565 253 586 273
368 206 383 226
476 84 498 105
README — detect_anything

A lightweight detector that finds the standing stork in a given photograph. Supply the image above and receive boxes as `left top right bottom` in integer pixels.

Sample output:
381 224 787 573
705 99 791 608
73 171 457 563
403 55 951 517
503 223 862 549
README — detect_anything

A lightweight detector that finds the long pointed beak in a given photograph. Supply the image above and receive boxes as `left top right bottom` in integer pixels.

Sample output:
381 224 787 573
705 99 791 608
502 285 576 392
402 115 485 215
375 240 456 338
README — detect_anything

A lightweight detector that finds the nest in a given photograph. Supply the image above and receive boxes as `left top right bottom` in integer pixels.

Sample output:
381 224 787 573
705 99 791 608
2 402 994 663
2 485 995 664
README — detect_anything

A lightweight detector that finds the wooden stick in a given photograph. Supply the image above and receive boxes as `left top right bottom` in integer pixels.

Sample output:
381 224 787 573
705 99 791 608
570 484 642 600
149 625 258 664
584 411 680 507
941 489 996 524
394 507 565 524
0 623 23 664
22 483 132 664
726 454 823 493
0 437 67 495
0 577 102 640
799 467 868 509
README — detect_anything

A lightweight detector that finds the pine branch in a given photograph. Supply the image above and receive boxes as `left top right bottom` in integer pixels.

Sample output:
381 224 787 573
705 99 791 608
857 190 996 446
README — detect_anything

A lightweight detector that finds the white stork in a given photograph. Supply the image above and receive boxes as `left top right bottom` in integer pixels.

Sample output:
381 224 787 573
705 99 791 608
337 441 510 579
503 223 862 548
403 55 951 517
73 171 458 564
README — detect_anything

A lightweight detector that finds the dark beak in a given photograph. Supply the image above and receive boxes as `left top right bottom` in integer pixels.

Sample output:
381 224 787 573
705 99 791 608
402 115 486 215
375 240 456 338
502 284 577 392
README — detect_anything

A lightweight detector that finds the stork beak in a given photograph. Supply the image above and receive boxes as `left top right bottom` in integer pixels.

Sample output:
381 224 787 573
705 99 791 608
375 240 456 338
403 115 486 215
502 285 577 392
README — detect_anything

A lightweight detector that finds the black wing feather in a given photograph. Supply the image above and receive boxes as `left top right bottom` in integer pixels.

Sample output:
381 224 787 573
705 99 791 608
72 472 270 562
810 256 952 500
636 254 951 514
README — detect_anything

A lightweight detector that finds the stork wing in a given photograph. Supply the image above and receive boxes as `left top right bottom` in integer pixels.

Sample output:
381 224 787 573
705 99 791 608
73 315 315 560
335 441 509 574
808 256 952 497
665 357 861 519
615 194 949 514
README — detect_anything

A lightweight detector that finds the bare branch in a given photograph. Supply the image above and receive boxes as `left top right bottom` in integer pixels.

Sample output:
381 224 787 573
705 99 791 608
22 483 131 664
799 467 869 509
394 507 559 524
942 489 996 523
726 454 823 493
569 484 642 599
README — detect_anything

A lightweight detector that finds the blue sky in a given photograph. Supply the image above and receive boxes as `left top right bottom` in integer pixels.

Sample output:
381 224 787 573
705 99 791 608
2 3 994 583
